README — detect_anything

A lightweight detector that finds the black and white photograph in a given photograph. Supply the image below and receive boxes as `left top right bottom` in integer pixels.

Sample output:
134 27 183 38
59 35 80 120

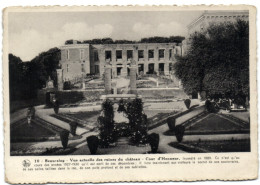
7 8 251 156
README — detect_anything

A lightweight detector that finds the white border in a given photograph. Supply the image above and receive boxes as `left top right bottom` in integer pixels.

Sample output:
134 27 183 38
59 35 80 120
1 1 259 185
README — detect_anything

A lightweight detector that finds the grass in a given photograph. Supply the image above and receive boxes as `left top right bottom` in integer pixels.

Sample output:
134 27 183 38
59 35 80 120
11 120 57 141
66 111 100 120
183 113 249 135
54 111 100 129
187 114 243 130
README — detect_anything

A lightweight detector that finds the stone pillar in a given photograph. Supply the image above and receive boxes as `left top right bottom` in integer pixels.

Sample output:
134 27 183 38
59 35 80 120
179 80 183 89
133 48 138 62
144 48 148 62
112 49 116 62
112 64 117 78
122 49 127 62
104 65 112 94
164 62 169 75
99 49 105 77
129 65 137 94
82 73 85 90
56 69 63 91
144 63 149 74
154 63 159 74
154 48 159 61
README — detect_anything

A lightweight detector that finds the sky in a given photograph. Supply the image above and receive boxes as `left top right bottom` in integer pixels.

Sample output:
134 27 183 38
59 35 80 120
8 11 203 61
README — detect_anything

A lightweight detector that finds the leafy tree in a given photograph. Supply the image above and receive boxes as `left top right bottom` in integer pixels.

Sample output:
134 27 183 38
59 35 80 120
65 39 81 44
30 47 60 87
140 36 185 43
9 54 27 100
76 36 185 45
8 47 60 101
174 20 249 99
114 40 134 44
101 38 113 44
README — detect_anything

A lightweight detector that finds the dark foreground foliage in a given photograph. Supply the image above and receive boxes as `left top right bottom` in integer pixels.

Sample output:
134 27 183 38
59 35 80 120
174 20 249 99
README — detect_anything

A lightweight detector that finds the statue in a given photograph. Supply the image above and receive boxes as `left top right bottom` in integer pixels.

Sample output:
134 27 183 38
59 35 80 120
46 76 54 89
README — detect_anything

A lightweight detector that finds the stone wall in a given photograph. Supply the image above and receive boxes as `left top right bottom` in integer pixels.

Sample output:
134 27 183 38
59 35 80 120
37 89 106 105
137 88 188 99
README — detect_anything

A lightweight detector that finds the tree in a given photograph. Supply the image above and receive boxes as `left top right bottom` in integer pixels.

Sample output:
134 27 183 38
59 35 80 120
77 36 185 45
174 20 249 99
30 47 61 88
140 36 185 43
9 54 26 100
8 47 61 101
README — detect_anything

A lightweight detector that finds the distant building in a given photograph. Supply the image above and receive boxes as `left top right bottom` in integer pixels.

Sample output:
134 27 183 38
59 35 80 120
187 10 249 35
59 41 183 84
183 10 249 55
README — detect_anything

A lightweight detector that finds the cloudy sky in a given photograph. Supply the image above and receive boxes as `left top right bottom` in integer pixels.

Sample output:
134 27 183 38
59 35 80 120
8 11 203 61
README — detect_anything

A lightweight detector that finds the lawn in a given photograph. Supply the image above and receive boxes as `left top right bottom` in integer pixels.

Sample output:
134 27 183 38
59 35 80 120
52 111 101 129
137 76 178 88
66 111 101 120
11 120 58 142
184 113 249 134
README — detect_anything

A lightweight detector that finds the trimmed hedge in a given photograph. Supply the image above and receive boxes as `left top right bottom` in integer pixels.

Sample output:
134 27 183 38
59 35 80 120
87 135 99 154
167 117 176 131
59 130 70 149
69 121 78 136
184 99 191 109
148 133 160 153
175 125 185 142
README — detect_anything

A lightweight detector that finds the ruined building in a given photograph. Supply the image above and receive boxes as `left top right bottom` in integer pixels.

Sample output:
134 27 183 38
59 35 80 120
59 41 183 81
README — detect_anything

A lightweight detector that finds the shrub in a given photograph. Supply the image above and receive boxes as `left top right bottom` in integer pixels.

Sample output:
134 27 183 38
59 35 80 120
87 135 99 154
98 116 113 147
175 125 185 142
125 98 148 144
59 130 70 149
148 133 160 153
114 122 130 137
205 99 211 111
69 121 78 136
184 99 191 109
167 117 176 131
131 126 147 145
98 99 115 147
53 100 60 114
63 81 71 90
205 100 217 113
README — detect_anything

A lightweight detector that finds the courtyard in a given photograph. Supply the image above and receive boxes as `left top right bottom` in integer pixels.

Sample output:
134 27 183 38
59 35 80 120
10 95 250 155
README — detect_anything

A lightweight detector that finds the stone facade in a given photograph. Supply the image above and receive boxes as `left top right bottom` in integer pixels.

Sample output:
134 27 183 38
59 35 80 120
59 42 182 81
